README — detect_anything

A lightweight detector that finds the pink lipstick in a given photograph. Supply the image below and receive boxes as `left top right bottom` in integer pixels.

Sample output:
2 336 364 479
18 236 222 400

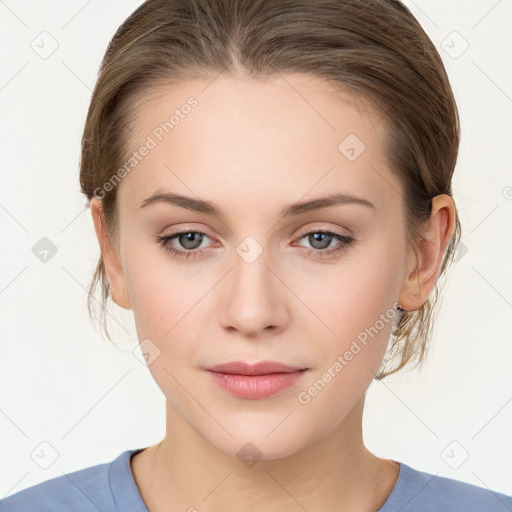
205 361 308 399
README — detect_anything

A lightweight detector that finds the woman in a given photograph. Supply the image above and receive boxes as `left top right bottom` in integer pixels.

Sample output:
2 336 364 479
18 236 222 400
2 0 511 510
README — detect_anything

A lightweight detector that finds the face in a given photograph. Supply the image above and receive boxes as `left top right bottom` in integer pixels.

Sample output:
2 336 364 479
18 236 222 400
94 72 417 460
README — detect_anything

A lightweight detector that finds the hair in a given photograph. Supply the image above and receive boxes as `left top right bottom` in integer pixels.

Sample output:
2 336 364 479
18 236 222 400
79 0 461 380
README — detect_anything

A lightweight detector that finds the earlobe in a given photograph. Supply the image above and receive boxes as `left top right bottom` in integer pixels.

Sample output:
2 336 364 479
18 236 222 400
89 198 132 310
398 194 455 312
110 286 132 310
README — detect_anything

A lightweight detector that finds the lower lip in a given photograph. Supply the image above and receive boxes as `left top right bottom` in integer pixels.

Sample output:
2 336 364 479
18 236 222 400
207 369 308 399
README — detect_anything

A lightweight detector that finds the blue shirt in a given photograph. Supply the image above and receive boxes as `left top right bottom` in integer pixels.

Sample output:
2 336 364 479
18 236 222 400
1 448 511 511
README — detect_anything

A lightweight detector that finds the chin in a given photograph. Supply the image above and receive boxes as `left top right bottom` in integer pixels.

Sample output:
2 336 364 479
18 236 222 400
199 416 314 463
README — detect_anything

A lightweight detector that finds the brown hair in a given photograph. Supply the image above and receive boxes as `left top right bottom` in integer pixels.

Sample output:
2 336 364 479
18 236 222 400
79 0 461 380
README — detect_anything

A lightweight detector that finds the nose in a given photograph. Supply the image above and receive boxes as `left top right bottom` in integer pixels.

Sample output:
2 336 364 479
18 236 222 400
219 247 289 339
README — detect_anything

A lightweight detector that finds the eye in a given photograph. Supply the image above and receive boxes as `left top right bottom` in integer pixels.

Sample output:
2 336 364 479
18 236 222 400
155 230 214 260
155 228 355 260
294 229 355 258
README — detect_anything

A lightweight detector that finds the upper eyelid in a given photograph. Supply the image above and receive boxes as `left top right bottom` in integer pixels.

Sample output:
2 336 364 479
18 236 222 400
296 225 350 237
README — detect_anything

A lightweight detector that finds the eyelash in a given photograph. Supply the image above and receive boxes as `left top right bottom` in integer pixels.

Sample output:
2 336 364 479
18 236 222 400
154 228 355 260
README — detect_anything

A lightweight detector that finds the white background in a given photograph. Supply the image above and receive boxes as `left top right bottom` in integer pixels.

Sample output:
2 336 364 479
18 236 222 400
1 0 511 500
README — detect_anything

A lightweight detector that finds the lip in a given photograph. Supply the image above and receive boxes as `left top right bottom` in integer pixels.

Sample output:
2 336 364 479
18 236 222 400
206 360 306 375
205 361 309 400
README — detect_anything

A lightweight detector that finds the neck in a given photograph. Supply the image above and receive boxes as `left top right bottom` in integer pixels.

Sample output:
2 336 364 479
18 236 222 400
130 395 399 512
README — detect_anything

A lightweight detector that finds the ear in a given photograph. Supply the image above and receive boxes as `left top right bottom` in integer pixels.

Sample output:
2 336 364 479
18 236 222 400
89 197 132 310
398 194 456 312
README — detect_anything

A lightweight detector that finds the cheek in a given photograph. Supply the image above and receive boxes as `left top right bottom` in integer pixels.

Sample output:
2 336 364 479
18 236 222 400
295 240 401 342
294 254 400 418
121 237 190 341
293 245 403 411
122 250 204 402
125 270 173 337
122 240 218 369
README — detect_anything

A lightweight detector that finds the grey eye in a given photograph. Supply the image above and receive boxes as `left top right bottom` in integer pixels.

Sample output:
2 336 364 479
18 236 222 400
306 232 333 250
176 232 205 250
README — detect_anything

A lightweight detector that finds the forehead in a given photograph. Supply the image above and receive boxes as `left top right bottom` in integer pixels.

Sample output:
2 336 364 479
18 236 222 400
117 72 403 217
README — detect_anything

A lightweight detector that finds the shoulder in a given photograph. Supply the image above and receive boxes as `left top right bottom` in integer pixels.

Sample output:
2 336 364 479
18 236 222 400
0 450 137 512
380 461 512 512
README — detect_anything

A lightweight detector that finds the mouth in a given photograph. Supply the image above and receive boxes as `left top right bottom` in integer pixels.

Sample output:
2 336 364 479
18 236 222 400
204 361 309 399
205 360 307 376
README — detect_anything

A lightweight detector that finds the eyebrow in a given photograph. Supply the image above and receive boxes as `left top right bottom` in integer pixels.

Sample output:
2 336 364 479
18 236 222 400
140 190 376 218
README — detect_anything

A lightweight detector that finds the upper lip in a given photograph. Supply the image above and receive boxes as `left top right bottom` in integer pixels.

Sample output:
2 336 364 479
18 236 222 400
206 361 306 376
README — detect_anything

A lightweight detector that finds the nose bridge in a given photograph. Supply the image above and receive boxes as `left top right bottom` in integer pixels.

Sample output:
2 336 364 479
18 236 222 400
232 233 277 302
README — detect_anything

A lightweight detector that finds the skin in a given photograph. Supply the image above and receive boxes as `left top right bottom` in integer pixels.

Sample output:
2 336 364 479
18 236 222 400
90 72 455 511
